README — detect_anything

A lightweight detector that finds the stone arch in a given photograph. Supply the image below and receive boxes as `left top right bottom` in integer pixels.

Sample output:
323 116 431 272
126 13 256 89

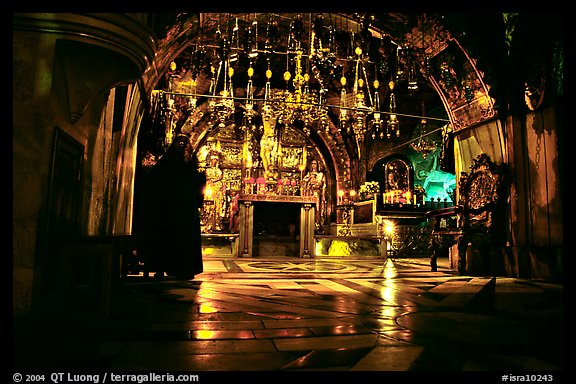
138 13 504 215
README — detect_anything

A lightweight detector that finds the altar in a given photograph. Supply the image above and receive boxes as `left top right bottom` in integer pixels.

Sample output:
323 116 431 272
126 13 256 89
236 193 316 258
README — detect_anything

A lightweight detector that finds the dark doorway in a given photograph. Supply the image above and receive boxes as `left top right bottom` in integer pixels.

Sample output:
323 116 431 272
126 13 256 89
42 128 84 293
253 202 300 257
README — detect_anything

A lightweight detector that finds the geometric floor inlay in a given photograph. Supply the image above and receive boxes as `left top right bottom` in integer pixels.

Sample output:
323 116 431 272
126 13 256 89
14 256 563 372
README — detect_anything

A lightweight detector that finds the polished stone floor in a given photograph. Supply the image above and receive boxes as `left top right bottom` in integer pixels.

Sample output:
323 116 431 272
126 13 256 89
13 256 563 379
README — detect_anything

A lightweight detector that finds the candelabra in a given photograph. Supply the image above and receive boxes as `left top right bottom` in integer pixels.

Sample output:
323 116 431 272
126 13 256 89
157 13 452 151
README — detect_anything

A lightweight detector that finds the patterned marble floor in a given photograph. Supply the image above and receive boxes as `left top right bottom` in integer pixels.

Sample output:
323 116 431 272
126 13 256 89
13 256 563 379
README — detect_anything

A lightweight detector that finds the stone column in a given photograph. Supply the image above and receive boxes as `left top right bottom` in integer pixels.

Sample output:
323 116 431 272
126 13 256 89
300 203 315 258
238 201 254 258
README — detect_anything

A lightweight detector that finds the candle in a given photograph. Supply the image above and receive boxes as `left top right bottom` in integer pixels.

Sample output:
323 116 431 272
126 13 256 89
349 189 356 202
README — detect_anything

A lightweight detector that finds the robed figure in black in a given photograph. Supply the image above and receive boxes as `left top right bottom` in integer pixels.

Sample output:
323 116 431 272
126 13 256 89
144 134 206 280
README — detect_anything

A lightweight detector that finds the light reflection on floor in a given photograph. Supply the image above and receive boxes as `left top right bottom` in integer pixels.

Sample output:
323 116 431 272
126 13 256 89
14 256 563 374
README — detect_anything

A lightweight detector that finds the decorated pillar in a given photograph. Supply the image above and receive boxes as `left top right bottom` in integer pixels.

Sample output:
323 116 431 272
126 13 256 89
238 201 254 257
299 203 316 258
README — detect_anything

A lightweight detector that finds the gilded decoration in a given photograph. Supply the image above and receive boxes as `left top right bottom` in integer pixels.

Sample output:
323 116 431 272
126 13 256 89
216 123 241 140
458 154 503 213
197 117 328 233
281 128 308 145
451 96 496 131
157 13 489 236
220 144 243 167
388 225 432 257
455 154 506 274
223 168 242 192
424 37 495 132
198 139 243 233
281 146 305 168
383 158 416 205
203 149 226 232
301 159 327 228
465 172 495 210
404 18 451 60
259 106 279 181
455 153 505 239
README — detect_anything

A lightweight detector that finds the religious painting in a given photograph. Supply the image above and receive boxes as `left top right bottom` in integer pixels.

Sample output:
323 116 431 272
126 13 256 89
385 159 410 193
382 158 415 205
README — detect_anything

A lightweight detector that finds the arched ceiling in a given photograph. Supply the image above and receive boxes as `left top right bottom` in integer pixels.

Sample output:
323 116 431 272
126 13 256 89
149 13 447 118
139 12 505 190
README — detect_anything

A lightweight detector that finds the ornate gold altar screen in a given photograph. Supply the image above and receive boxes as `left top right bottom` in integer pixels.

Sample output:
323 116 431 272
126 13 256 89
146 13 463 260
196 120 325 237
150 14 455 237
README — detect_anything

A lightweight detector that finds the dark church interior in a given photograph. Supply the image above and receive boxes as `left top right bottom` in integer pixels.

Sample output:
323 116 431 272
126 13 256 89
13 12 564 376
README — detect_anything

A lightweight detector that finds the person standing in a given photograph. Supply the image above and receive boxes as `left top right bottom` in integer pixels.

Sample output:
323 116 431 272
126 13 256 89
144 134 206 280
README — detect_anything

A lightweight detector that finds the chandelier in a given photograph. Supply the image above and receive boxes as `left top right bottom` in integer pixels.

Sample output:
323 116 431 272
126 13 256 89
409 101 437 158
208 31 236 128
410 118 437 159
266 49 329 135
158 13 448 148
